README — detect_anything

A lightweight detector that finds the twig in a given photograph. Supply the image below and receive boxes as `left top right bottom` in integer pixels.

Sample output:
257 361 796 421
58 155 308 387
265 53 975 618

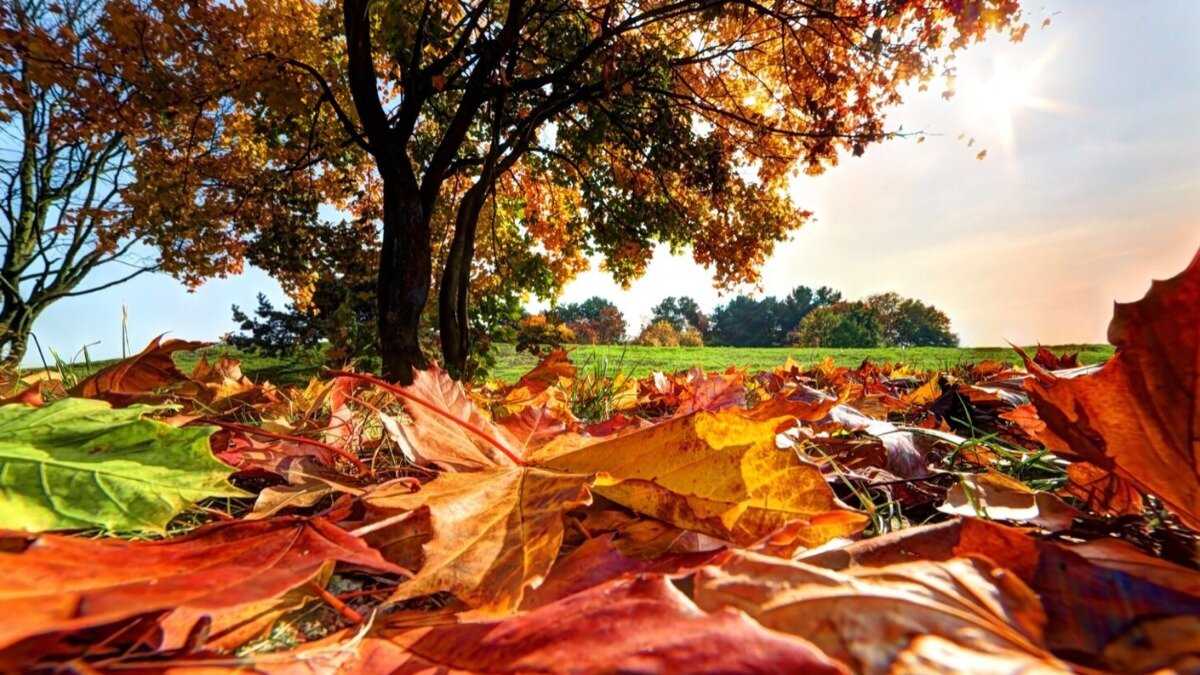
307 581 366 625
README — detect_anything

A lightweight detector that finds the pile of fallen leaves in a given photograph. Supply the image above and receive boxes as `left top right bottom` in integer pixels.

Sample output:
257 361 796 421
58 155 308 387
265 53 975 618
1 252 1197 673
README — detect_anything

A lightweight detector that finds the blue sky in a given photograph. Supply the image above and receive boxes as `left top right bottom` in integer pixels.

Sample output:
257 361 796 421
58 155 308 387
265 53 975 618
24 0 1200 364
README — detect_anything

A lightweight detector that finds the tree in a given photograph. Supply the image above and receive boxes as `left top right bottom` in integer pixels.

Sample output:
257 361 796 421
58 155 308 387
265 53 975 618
0 1 154 365
707 285 840 347
790 301 883 348
0 0 381 366
864 292 958 347
650 297 709 336
60 0 1021 381
556 297 627 344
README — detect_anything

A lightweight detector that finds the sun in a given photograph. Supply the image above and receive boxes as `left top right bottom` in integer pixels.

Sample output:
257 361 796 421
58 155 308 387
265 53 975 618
958 51 1057 153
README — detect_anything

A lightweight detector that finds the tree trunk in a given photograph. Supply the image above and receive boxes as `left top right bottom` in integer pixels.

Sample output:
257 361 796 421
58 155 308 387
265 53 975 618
438 181 489 377
0 304 36 369
377 169 433 384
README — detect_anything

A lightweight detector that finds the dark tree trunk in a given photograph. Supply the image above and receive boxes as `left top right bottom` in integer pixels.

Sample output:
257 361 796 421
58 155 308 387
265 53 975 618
438 181 489 377
377 169 433 384
0 304 36 369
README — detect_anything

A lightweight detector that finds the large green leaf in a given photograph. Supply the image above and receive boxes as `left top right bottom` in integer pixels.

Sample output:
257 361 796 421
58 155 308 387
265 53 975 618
0 399 246 533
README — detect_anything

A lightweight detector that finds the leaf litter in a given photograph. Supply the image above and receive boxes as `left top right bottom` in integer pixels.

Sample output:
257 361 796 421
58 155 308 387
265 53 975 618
0 252 1197 672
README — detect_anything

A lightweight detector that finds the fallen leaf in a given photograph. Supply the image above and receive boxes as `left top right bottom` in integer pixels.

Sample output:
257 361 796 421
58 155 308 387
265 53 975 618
938 471 1083 530
1023 250 1200 529
695 550 1065 674
363 468 593 613
380 367 523 471
69 336 207 404
0 398 245 532
0 517 408 659
252 576 848 674
533 407 868 548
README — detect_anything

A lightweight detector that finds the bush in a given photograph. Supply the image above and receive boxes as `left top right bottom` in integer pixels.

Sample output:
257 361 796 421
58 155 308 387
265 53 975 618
634 320 682 347
678 326 705 347
516 314 575 356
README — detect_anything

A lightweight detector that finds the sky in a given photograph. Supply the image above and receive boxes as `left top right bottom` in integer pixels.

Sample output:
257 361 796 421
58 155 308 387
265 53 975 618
23 0 1200 364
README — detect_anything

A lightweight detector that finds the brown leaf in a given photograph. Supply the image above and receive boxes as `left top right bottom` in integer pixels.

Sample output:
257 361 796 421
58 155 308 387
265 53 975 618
800 517 1200 666
69 335 207 404
1024 250 1200 529
252 576 848 674
0 517 407 659
363 467 593 613
695 550 1065 674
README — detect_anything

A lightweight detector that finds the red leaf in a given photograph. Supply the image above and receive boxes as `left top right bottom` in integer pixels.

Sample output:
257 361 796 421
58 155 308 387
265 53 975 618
252 576 847 674
0 517 407 658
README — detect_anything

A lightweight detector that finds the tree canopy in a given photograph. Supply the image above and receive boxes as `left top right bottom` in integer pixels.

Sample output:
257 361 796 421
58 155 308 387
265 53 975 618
5 0 1023 379
707 285 841 346
790 293 959 348
555 296 627 344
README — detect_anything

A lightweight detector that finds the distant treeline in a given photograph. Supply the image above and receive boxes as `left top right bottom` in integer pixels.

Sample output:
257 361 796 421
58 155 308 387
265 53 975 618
228 284 958 366
525 286 958 350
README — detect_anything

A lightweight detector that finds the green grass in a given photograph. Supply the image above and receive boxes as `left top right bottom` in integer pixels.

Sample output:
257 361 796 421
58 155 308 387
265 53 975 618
488 343 1114 382
25 342 1113 388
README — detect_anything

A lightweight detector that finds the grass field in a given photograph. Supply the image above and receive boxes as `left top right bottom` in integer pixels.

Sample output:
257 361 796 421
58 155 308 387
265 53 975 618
30 342 1113 386
487 343 1114 382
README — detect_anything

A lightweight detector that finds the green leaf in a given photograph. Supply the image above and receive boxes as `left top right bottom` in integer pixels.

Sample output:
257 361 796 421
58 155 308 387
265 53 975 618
0 399 246 533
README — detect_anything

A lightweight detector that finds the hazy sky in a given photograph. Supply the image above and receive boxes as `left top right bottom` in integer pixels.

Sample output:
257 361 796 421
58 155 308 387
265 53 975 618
24 0 1200 364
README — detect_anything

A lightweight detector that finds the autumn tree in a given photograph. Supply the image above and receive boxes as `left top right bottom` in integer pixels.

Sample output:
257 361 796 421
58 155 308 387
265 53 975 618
54 0 1022 382
864 292 958 347
556 297 627 344
0 1 156 365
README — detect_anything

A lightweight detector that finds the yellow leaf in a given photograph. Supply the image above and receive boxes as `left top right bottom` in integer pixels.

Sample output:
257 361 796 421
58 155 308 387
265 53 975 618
532 408 866 547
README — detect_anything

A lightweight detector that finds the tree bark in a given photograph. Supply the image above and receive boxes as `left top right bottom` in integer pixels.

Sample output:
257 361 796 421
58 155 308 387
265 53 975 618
377 169 433 384
0 304 36 368
438 181 489 377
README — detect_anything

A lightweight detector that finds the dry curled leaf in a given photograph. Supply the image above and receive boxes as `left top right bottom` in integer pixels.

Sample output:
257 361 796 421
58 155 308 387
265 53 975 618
1024 251 1200 529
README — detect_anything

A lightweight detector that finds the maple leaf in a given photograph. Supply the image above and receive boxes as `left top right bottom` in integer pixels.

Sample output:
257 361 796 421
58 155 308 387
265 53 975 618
801 518 1200 667
372 366 525 471
1023 249 1200 529
0 398 245 532
363 468 593 613
533 407 868 548
249 576 847 674
0 517 407 660
695 550 1066 674
69 336 208 404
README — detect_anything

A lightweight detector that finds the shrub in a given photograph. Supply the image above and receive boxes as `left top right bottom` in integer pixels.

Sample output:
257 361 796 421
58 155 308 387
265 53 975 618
634 320 682 347
516 314 575 356
678 326 705 347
